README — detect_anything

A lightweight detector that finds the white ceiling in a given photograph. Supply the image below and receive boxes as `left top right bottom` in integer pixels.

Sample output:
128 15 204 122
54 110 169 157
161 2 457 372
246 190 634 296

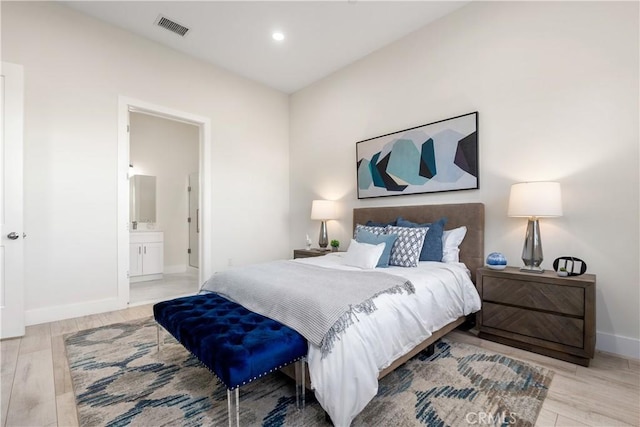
61 1 469 93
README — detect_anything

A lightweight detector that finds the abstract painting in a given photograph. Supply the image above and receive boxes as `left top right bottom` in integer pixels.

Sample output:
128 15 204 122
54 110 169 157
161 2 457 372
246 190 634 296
356 112 478 199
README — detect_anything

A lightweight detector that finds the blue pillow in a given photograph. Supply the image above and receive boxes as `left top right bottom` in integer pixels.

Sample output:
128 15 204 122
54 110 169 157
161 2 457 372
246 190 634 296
355 229 398 268
354 224 385 239
396 216 448 262
366 219 397 227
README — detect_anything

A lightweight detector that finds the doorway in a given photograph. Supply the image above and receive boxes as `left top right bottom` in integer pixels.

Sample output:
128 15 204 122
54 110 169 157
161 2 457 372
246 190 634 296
128 113 199 304
117 97 212 308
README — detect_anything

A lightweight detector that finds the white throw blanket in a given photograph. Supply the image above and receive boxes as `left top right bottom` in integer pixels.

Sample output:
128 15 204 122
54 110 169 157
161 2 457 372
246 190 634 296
201 260 415 356
297 254 482 426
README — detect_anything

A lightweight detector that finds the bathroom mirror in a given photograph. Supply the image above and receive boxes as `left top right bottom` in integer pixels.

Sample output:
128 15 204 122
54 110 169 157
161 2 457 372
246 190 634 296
130 175 156 223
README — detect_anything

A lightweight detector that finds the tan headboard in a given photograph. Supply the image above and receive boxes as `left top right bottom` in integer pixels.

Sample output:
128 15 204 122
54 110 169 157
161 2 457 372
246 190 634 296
353 203 485 283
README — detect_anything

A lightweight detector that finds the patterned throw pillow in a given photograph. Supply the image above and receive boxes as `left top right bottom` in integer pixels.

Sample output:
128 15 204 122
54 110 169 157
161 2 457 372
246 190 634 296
396 217 448 262
354 224 385 238
385 226 428 267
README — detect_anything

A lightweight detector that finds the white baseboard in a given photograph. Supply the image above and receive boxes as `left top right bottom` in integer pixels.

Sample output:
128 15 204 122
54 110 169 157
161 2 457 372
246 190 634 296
164 264 187 274
597 331 640 359
25 297 121 326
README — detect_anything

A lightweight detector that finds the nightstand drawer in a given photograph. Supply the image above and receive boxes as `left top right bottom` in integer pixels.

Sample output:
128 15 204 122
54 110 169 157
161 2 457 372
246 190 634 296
293 249 331 259
482 302 584 348
483 277 584 316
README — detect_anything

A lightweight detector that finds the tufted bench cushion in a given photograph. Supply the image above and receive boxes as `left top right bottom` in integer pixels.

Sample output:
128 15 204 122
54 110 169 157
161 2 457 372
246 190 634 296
153 293 307 390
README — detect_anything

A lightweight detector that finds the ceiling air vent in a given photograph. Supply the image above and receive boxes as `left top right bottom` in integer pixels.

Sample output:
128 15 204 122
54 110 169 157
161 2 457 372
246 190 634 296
155 15 190 37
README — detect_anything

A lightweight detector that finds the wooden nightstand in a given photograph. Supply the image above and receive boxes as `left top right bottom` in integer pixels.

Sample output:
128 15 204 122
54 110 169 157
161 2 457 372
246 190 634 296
293 248 332 259
476 266 596 367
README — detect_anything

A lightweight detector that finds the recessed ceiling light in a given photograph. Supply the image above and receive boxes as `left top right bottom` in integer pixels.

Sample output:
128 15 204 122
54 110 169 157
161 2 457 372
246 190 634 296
272 32 285 42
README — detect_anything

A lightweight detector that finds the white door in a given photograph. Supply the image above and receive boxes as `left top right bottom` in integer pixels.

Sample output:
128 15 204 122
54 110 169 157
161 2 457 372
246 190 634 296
1 62 25 339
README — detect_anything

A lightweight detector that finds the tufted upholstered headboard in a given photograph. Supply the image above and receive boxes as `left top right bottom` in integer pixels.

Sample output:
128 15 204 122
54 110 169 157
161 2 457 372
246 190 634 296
353 203 485 283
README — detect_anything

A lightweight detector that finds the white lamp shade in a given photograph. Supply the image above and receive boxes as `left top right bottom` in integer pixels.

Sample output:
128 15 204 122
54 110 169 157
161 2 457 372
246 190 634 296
311 200 337 220
508 182 563 217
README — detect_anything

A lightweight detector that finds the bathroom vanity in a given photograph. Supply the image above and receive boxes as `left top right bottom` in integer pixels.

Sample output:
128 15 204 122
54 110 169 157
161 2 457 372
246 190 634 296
130 231 164 282
129 174 163 282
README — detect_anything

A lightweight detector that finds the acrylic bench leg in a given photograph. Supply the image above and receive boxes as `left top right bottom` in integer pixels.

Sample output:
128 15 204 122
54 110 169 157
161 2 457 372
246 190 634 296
227 388 239 427
156 324 164 353
294 358 306 410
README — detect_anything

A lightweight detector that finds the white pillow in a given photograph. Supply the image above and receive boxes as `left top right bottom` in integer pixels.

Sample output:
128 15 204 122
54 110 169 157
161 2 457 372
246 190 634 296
442 226 467 263
343 239 386 269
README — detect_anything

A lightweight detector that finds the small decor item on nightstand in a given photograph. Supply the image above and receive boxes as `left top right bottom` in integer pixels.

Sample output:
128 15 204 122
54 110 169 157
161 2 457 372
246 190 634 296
305 234 312 250
553 256 587 276
486 252 507 270
330 239 340 252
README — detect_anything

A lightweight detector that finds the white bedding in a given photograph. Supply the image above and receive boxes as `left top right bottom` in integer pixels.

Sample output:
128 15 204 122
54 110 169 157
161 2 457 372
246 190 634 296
294 253 481 427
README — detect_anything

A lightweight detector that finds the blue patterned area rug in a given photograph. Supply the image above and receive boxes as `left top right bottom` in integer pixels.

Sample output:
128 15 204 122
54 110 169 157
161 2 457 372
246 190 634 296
65 317 553 427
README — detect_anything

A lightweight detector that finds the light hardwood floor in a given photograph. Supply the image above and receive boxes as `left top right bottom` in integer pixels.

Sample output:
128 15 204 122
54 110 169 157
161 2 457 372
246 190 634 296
1 306 639 427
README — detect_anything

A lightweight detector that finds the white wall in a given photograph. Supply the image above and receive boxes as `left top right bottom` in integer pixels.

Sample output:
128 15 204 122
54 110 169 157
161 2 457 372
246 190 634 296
129 112 199 273
290 2 639 357
2 1 290 324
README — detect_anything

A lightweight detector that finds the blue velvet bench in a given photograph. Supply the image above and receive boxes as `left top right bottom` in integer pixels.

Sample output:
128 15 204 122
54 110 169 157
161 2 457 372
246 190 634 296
153 293 308 427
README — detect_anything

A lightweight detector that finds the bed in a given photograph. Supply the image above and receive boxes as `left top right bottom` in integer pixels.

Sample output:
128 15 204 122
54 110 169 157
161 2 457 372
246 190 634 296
201 202 485 426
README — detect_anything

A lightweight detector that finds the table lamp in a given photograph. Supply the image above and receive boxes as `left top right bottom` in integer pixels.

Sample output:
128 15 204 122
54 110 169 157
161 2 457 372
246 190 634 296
508 182 562 273
310 200 337 249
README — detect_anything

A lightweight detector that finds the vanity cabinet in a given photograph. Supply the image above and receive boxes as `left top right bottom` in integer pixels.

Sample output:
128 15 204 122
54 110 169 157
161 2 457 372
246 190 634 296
130 231 164 282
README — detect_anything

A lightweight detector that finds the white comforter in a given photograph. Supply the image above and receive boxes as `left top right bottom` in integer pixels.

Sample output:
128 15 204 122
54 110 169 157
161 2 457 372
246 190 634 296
294 253 481 427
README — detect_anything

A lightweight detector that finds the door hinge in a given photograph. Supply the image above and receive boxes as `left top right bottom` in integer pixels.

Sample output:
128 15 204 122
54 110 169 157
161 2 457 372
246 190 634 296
127 125 130 132
187 217 191 223
188 186 191 192
187 248 191 254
